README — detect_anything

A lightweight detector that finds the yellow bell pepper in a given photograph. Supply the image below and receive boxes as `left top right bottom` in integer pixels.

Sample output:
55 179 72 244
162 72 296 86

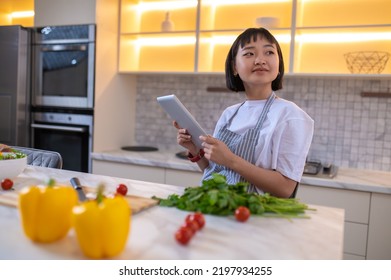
18 180 78 243
72 186 131 259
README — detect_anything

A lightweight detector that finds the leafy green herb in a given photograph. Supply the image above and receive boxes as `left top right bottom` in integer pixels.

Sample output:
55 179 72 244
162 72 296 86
0 150 26 160
153 173 314 219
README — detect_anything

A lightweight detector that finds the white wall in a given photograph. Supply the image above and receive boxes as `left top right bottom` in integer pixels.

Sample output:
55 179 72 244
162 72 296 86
94 0 137 152
34 0 96 26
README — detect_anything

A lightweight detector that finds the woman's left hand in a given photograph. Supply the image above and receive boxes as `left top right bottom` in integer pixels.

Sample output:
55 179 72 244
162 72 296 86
199 135 234 167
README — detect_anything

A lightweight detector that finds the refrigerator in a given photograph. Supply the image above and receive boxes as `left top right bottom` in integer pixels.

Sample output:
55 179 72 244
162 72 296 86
0 25 30 146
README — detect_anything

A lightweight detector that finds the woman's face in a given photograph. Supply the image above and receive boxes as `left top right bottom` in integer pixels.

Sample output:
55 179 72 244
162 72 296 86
233 36 279 90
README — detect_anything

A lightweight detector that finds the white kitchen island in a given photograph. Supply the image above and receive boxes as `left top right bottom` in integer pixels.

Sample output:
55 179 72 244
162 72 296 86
91 149 391 259
0 166 344 260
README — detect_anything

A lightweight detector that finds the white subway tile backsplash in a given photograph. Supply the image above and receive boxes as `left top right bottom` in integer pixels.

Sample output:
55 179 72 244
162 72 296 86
135 74 391 172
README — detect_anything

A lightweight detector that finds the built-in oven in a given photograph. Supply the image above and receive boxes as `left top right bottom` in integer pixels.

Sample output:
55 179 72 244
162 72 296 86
31 110 93 173
30 24 96 173
31 24 95 109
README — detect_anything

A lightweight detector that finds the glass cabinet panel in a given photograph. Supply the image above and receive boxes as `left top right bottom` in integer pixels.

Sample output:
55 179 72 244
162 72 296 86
294 26 391 74
200 0 292 30
119 0 391 74
119 33 196 72
121 0 197 33
296 0 391 27
198 29 291 73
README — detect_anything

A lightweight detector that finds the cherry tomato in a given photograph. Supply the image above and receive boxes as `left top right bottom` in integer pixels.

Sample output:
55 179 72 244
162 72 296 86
1 178 13 190
184 219 199 235
175 226 193 245
116 184 128 196
186 212 205 229
235 206 250 222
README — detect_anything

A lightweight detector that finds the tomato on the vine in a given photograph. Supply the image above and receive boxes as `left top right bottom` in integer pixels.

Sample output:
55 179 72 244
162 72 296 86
1 178 13 190
184 219 199 235
175 226 192 245
235 206 250 222
116 184 128 196
175 212 206 245
185 212 205 229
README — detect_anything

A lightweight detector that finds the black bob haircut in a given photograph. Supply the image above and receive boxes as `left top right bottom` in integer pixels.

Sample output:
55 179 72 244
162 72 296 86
225 27 284 92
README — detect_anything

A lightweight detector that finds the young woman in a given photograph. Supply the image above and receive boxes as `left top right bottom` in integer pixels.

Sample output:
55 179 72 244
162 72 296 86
174 28 314 198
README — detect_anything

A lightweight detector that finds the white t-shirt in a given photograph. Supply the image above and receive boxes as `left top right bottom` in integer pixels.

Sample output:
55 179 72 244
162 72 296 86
213 97 314 183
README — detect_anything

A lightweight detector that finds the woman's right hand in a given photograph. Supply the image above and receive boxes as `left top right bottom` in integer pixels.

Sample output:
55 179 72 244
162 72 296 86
173 121 197 154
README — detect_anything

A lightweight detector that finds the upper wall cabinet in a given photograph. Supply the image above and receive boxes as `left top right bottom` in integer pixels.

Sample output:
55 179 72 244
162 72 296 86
119 0 391 75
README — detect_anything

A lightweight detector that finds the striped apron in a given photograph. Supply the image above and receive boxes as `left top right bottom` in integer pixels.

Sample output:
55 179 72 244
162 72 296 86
202 92 276 193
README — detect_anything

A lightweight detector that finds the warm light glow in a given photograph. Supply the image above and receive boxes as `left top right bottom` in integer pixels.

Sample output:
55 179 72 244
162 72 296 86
136 0 197 12
200 34 291 45
134 36 196 47
133 0 288 12
132 31 391 47
134 34 290 47
297 32 391 43
203 0 289 5
11 11 35 18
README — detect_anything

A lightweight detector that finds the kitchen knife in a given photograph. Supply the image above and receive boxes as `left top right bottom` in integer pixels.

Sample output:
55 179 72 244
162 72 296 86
70 177 88 202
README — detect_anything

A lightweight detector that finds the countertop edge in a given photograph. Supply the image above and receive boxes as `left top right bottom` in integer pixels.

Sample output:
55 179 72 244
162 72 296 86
92 150 391 195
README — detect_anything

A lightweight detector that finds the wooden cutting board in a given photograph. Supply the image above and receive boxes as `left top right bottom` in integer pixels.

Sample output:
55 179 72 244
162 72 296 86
0 186 158 214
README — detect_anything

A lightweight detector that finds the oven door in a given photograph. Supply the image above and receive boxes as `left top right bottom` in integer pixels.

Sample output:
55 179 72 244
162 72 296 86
31 113 93 173
31 42 95 108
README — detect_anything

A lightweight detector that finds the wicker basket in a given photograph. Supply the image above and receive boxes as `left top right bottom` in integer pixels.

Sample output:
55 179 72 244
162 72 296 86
344 51 390 74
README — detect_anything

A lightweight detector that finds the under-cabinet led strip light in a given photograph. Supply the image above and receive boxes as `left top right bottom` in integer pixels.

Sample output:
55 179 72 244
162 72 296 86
134 0 288 12
200 34 291 45
135 0 197 12
203 0 289 5
132 31 391 47
298 32 391 43
134 36 197 46
11 11 35 18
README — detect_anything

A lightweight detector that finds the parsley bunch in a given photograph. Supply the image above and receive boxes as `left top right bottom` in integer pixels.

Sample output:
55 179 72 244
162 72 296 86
154 173 312 218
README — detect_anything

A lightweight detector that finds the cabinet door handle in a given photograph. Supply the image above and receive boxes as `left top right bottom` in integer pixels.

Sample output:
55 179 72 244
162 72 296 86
31 123 86 133
41 44 87 52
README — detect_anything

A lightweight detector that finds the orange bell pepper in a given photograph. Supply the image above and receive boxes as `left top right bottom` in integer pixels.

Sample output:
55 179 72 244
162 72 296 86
72 185 131 258
18 179 78 243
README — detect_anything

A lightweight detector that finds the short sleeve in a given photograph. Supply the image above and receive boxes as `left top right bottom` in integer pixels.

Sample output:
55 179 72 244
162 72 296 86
271 117 314 182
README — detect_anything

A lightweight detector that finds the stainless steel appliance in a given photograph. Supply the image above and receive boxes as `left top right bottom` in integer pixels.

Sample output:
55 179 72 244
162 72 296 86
30 24 96 173
303 160 338 178
31 111 93 173
0 25 30 146
31 24 95 109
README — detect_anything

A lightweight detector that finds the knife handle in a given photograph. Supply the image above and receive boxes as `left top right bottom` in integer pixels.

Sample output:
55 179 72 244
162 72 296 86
70 177 81 189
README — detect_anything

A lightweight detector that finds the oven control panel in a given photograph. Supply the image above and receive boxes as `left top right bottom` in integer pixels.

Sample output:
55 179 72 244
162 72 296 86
33 112 92 126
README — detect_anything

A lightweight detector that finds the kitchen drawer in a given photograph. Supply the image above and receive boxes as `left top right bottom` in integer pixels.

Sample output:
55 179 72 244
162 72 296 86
367 193 391 259
297 184 370 224
344 221 368 257
165 169 202 187
92 160 165 184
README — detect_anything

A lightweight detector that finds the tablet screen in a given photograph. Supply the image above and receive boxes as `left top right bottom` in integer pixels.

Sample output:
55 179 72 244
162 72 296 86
157 94 206 149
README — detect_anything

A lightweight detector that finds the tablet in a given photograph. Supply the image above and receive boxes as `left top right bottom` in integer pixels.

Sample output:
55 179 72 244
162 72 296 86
157 94 206 149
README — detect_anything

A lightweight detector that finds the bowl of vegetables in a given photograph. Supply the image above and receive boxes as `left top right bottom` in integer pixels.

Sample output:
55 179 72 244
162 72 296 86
0 149 27 181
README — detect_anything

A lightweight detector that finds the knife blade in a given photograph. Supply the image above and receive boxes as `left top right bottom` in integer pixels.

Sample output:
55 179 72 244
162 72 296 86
70 177 87 202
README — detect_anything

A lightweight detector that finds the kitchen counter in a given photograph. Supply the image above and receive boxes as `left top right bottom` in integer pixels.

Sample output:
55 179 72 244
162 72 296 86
0 166 344 260
92 149 200 172
92 150 391 195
